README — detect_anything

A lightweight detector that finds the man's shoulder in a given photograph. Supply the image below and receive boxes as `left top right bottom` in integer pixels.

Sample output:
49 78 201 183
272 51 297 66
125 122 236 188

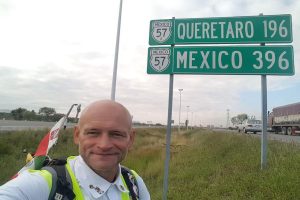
120 165 151 200
0 170 50 200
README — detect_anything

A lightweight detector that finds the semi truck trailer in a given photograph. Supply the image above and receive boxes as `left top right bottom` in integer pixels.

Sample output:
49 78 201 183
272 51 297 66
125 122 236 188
268 102 300 135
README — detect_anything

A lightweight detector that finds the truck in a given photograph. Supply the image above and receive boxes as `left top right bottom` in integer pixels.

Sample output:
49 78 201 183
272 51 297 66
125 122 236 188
268 102 300 135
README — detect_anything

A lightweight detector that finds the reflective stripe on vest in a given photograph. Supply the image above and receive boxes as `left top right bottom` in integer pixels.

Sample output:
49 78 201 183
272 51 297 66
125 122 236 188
36 156 133 200
28 169 52 191
121 175 130 200
65 156 84 200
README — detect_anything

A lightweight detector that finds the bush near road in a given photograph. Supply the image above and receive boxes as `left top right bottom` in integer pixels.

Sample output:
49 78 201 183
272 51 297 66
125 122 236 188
1 128 300 199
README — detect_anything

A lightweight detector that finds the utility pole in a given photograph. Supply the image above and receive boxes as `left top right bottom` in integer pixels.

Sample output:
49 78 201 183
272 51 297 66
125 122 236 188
186 105 189 130
226 109 230 128
191 112 194 129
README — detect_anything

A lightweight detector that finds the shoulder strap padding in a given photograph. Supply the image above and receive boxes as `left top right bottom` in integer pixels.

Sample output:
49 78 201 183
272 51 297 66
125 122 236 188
42 166 58 200
42 159 75 200
121 166 139 200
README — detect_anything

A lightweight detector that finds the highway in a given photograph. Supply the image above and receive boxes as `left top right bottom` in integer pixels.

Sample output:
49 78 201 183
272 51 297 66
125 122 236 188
252 131 300 143
0 120 159 132
1 120 299 144
0 120 75 131
213 128 300 144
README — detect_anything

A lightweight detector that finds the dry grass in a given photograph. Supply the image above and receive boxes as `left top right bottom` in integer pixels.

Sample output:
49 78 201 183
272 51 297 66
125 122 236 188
1 128 300 200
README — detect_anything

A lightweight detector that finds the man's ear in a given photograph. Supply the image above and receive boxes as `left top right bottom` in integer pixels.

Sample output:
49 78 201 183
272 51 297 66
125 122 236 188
128 129 136 148
74 125 80 145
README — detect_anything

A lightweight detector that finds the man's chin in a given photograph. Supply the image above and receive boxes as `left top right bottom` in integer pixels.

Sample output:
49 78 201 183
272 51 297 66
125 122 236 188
91 163 119 173
90 160 118 170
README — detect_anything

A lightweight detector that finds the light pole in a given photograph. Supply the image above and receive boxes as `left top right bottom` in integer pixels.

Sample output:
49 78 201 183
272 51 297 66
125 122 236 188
226 109 230 128
186 105 190 130
191 112 194 129
111 0 123 101
178 89 183 132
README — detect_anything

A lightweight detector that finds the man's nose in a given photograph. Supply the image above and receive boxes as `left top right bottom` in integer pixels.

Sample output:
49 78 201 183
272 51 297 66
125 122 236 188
96 133 113 149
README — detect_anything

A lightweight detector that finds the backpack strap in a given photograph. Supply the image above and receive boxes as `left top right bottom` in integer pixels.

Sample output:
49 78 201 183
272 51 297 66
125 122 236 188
121 166 139 200
43 159 139 200
43 159 75 200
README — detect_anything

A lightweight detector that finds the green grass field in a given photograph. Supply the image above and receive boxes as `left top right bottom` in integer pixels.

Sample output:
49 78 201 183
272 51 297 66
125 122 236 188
1 128 300 199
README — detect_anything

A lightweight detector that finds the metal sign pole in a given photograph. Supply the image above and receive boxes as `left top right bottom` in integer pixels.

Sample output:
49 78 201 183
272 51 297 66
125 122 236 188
162 73 174 200
259 13 268 169
261 73 268 169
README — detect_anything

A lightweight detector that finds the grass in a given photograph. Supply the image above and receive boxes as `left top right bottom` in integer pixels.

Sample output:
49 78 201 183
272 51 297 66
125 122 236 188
1 128 300 199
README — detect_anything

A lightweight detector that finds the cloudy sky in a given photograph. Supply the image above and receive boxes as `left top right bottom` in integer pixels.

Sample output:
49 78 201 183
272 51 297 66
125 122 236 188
0 0 299 126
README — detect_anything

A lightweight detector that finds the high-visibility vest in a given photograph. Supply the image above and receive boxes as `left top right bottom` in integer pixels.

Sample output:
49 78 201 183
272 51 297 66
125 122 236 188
30 156 138 200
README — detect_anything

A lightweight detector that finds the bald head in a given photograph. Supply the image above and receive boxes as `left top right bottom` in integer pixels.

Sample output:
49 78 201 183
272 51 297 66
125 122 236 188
73 100 135 179
78 100 132 129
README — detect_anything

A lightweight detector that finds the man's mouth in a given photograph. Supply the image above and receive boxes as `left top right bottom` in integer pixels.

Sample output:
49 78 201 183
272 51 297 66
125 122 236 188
92 152 117 156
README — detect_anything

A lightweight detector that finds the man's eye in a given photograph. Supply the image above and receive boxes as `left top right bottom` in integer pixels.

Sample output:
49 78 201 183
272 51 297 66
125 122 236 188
87 131 98 135
111 131 125 137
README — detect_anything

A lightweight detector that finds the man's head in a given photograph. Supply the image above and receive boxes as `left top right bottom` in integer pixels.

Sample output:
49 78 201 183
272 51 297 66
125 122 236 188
74 100 135 181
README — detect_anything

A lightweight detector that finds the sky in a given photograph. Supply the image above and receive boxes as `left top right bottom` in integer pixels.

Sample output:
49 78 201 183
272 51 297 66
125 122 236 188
0 0 299 126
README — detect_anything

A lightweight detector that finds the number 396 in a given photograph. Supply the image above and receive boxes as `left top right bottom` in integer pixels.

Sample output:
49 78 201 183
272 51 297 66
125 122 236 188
252 51 289 70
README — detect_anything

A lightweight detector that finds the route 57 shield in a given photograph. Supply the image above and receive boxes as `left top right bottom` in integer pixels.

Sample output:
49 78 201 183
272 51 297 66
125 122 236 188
147 47 173 74
149 20 173 45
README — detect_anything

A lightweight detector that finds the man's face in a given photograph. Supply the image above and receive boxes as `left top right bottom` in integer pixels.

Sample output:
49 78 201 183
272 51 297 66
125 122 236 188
74 103 135 176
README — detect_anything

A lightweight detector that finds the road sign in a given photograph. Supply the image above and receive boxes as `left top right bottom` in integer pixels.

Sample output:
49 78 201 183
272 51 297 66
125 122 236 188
147 46 294 75
149 14 292 45
147 47 173 74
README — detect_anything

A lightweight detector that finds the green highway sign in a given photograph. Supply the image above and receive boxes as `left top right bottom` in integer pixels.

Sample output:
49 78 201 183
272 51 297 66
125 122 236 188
149 14 293 45
147 46 294 75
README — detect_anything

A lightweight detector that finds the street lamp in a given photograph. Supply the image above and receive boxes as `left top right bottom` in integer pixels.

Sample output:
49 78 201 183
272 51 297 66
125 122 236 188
191 112 194 129
186 105 190 130
111 0 123 101
178 89 183 132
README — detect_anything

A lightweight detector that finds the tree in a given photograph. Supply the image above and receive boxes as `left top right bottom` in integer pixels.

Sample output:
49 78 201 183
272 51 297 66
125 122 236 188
231 113 248 124
51 113 64 122
248 115 256 120
236 113 248 124
23 110 37 121
231 116 239 125
11 108 28 120
38 107 56 116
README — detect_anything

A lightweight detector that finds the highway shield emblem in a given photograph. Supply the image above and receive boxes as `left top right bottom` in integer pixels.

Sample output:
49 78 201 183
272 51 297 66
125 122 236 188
150 48 171 72
152 20 172 43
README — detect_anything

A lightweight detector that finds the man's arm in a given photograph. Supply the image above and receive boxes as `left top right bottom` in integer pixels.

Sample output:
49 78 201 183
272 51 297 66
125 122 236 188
0 170 50 200
136 175 151 200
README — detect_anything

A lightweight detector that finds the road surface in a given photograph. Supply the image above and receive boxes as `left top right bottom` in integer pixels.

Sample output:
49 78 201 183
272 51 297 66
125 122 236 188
213 128 300 144
0 120 75 131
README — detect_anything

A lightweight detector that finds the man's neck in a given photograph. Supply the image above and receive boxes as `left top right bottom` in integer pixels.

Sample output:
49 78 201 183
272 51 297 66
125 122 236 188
94 167 119 183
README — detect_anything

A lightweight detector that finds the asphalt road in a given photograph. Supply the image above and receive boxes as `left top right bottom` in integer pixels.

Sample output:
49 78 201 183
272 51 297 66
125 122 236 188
0 120 160 132
0 120 75 132
213 128 300 144
252 131 300 143
1 120 299 144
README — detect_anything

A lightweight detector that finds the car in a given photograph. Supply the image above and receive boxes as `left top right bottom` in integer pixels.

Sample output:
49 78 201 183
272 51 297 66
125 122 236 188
237 119 262 134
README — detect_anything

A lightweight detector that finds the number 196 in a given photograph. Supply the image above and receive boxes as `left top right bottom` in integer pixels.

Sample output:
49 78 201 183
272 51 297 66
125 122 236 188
263 20 288 38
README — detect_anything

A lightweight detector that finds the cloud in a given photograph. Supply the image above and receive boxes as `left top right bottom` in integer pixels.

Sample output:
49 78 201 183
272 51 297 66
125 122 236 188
0 0 299 126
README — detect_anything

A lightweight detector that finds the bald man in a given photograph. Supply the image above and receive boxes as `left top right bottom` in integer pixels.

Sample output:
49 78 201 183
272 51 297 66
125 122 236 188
0 100 150 200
